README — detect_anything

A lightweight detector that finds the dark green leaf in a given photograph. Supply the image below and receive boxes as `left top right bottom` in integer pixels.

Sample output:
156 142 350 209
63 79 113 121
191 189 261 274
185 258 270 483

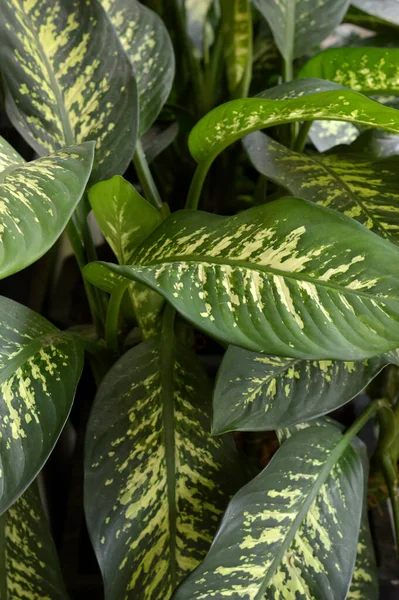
0 140 94 279
100 197 399 360
100 0 175 135
244 131 399 244
0 0 137 182
0 296 83 513
299 47 399 94
253 0 349 60
0 481 68 599
173 424 363 600
213 345 388 433
85 323 242 599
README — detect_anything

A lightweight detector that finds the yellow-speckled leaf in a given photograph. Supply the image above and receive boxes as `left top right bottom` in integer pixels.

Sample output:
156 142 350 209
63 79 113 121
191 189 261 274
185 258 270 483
221 0 252 99
100 0 174 135
188 79 399 191
173 423 363 600
100 197 399 360
0 0 138 182
299 47 399 95
0 296 84 514
85 313 242 599
213 345 389 433
252 0 350 61
88 175 164 337
0 141 94 279
0 481 68 599
244 131 399 245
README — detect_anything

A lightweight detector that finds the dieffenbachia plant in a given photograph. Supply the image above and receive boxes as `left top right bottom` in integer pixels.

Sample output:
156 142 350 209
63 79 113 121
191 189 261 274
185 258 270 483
0 0 398 597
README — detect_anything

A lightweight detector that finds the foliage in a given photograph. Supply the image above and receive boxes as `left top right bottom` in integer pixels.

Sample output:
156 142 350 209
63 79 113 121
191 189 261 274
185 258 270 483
0 0 399 598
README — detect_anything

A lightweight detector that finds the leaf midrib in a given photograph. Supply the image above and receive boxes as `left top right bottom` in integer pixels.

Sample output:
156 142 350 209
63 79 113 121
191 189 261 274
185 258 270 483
135 255 399 302
256 429 361 598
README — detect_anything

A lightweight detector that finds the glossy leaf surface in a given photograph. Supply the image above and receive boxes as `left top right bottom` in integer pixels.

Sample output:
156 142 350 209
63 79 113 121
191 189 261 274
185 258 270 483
185 0 214 54
100 0 175 135
0 296 83 514
173 425 363 600
0 482 68 599
189 79 399 165
252 0 349 60
85 331 241 599
101 197 399 360
300 47 399 94
244 131 399 244
213 345 388 433
0 141 94 279
0 0 137 181
351 0 399 26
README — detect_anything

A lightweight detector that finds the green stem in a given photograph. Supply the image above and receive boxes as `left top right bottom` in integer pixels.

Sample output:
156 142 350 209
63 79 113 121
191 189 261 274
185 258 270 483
283 55 293 83
105 284 129 354
66 220 104 338
293 121 312 153
185 159 213 210
381 452 399 553
133 140 164 211
344 398 390 442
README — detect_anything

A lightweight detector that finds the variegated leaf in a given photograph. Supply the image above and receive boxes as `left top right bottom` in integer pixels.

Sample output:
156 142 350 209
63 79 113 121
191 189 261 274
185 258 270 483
0 140 94 279
300 47 399 94
88 175 163 337
0 296 84 514
173 424 363 600
185 0 214 54
85 325 242 599
213 345 389 433
244 131 399 244
221 0 252 99
309 120 361 152
0 481 68 599
0 0 137 182
100 0 175 135
252 0 350 61
189 79 399 168
100 197 399 360
351 0 399 26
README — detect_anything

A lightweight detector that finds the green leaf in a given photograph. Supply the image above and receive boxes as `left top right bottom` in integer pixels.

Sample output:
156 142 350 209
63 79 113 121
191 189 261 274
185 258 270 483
243 131 399 244
173 424 363 600
308 120 361 152
84 315 242 599
299 47 399 94
99 0 175 135
0 140 94 279
0 481 68 599
351 0 399 26
99 197 399 360
213 345 388 433
83 262 128 295
89 175 162 266
0 0 138 182
88 175 164 337
188 79 399 167
185 0 214 54
348 128 399 158
221 0 252 99
252 0 349 61
0 296 84 514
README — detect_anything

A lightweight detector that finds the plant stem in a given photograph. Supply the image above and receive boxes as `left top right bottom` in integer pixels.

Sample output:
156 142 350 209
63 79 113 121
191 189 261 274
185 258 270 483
293 121 312 152
133 140 164 211
105 283 129 354
344 398 390 442
381 452 399 553
185 159 213 210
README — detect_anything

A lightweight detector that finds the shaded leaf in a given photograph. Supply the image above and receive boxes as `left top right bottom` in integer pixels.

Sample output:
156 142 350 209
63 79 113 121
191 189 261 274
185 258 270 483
0 0 137 182
244 131 399 244
0 481 68 599
100 0 175 135
173 424 363 600
0 296 83 514
142 122 179 164
100 197 399 360
185 0 214 54
221 0 252 98
0 141 94 279
300 47 399 94
85 320 242 599
213 345 388 433
189 79 399 166
253 0 350 60
351 0 399 26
